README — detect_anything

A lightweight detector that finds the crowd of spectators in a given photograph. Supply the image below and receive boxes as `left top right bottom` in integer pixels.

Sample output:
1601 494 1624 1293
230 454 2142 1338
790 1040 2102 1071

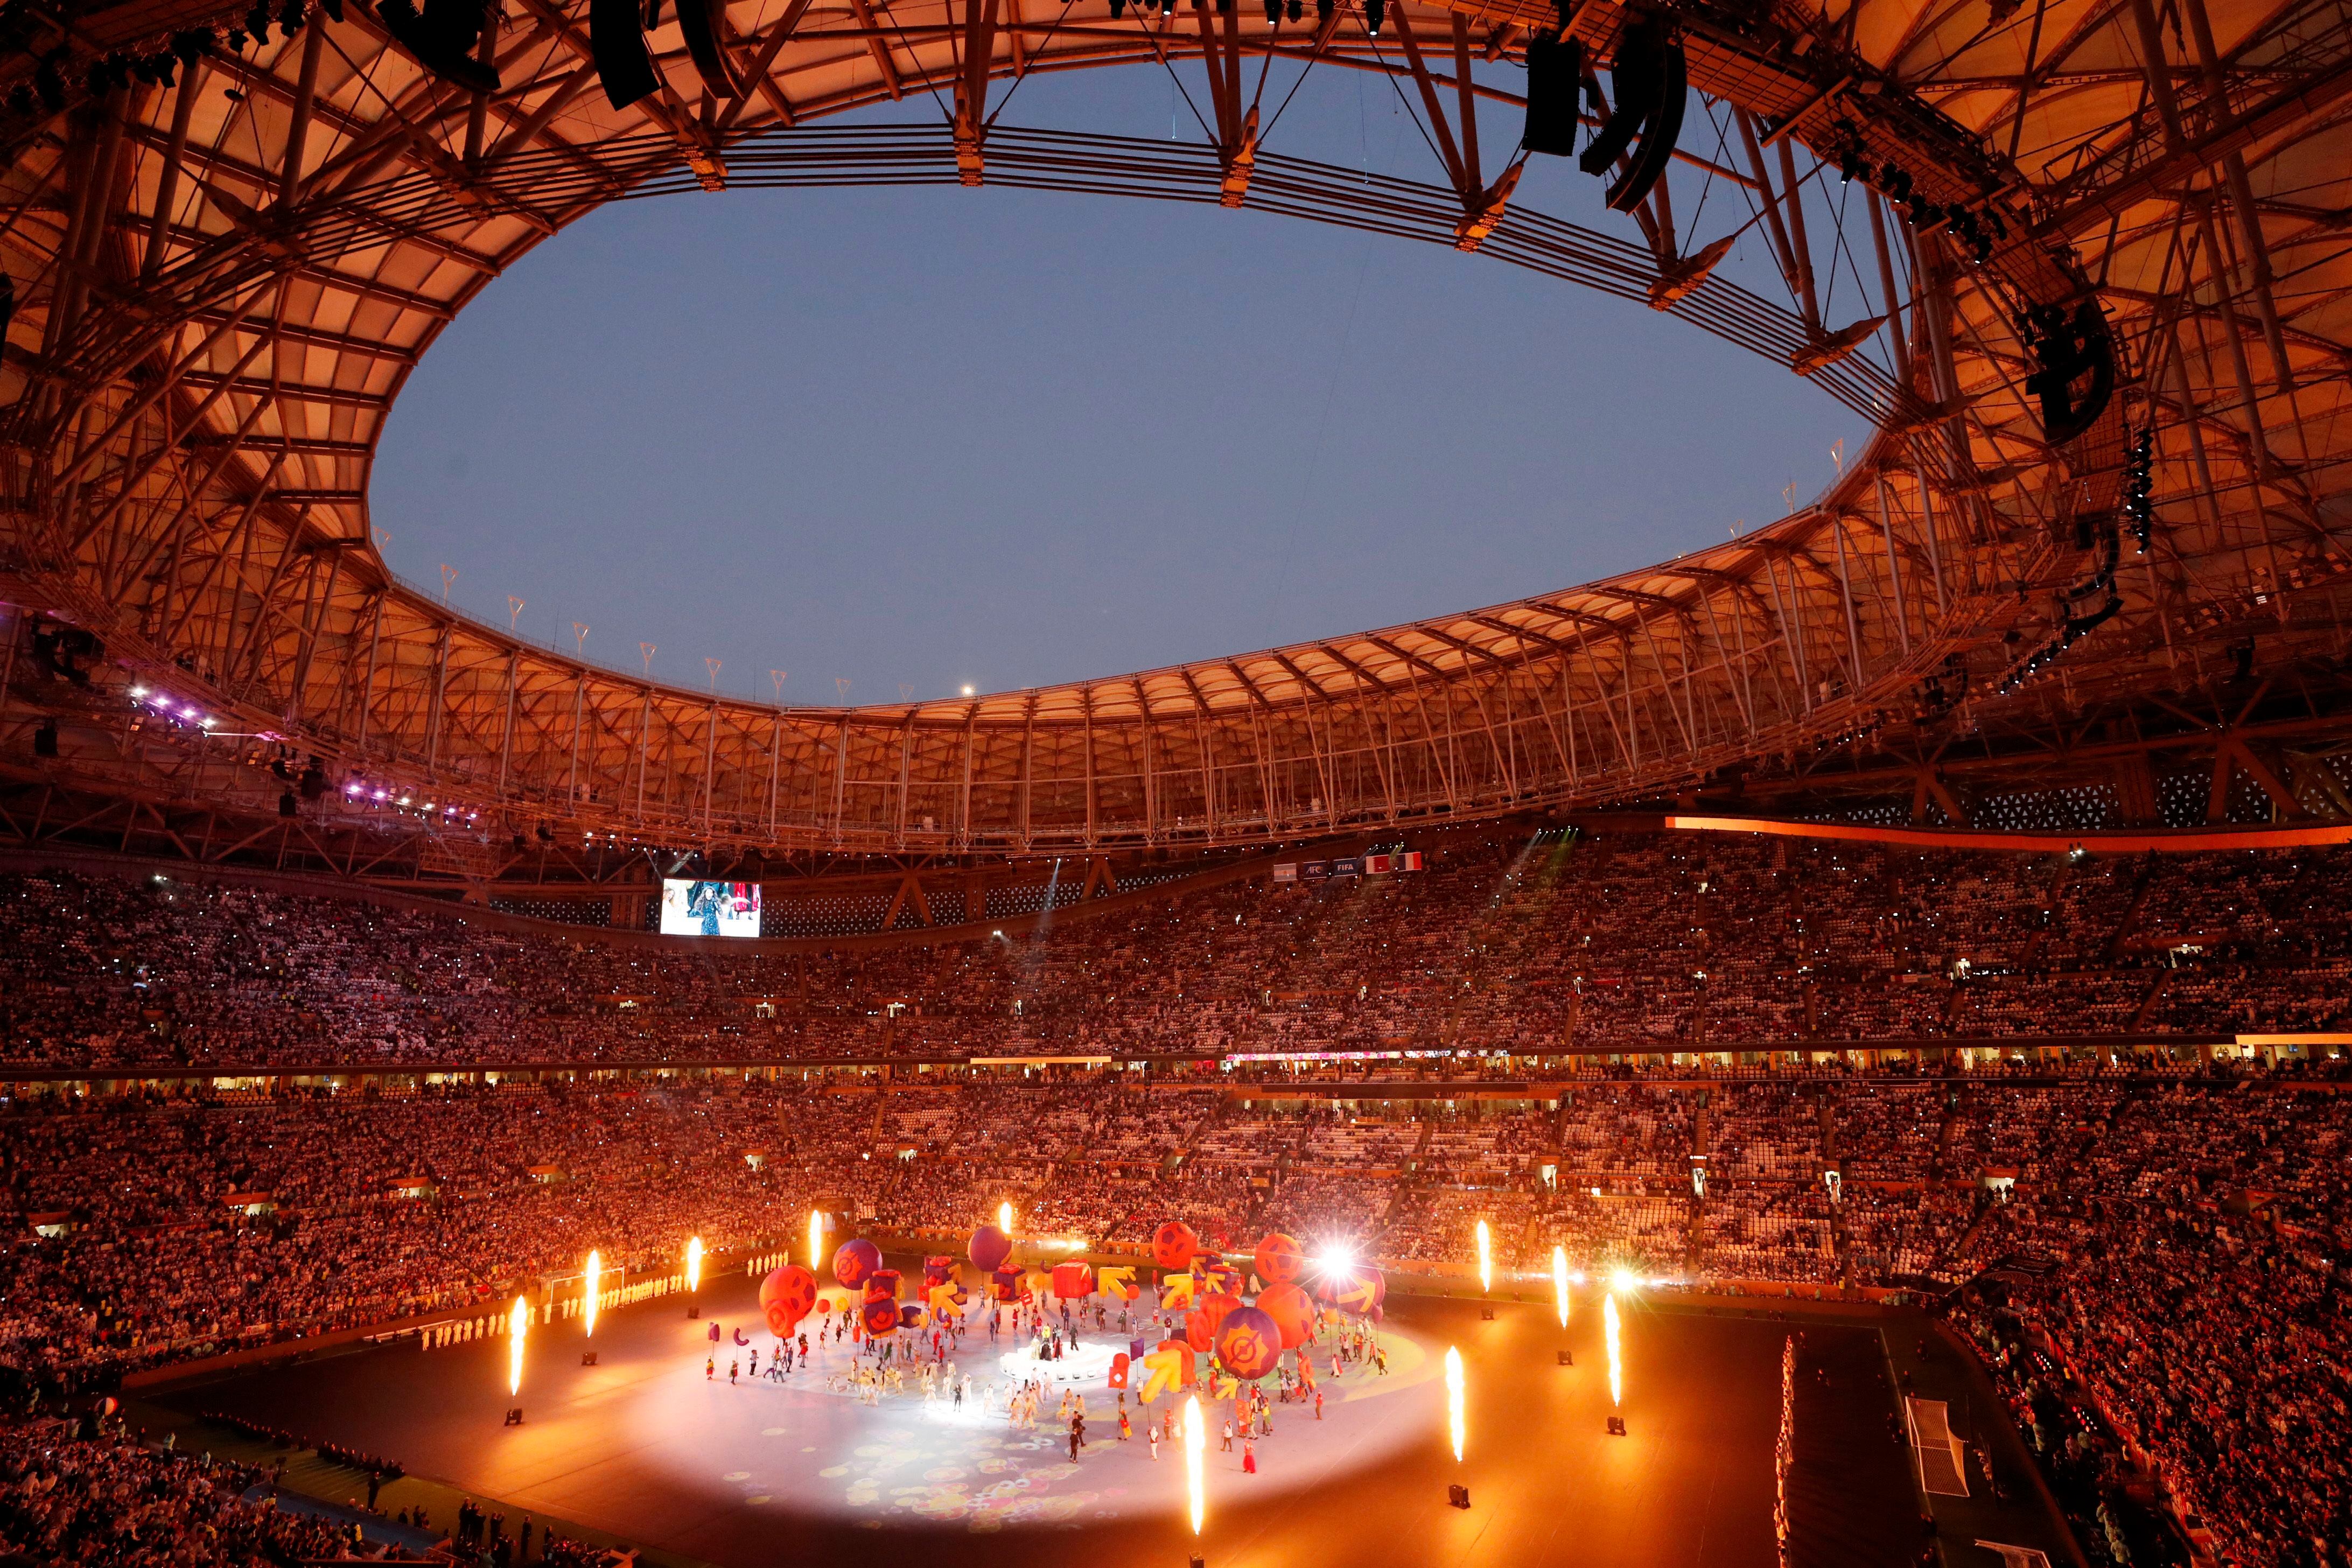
2 839 2350 1566
8 833 2352 1074
0 1416 395 1564
0 1077 874 1394
1944 1083 2350 1568
1 1067 2339 1568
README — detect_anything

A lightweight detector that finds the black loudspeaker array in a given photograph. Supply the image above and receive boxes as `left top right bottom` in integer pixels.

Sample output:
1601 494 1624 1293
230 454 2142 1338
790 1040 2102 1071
1579 12 1685 212
1521 33 1584 158
590 0 745 107
591 0 662 109
1522 8 1685 214
376 0 500 93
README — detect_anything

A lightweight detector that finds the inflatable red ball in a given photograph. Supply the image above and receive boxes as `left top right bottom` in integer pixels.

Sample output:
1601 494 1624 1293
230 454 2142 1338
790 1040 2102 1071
833 1237 882 1289
1185 1290 1240 1354
1257 1281 1314 1349
968 1224 1012 1274
1253 1232 1305 1286
1213 1305 1282 1381
758 1263 817 1338
1152 1220 1199 1272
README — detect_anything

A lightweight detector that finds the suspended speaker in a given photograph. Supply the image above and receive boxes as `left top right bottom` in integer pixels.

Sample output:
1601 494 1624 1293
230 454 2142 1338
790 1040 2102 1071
1578 13 1661 176
591 0 662 109
675 0 746 97
1606 32 1683 211
1521 34 1582 158
377 0 501 93
2026 303 2115 445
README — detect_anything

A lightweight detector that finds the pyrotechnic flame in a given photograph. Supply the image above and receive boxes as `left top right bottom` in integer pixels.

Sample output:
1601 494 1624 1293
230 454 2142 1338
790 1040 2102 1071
1553 1246 1570 1328
508 1294 528 1397
685 1235 703 1293
808 1208 824 1269
1444 1345 1466 1461
998 1200 1013 1238
1475 1220 1492 1294
1183 1394 1206 1535
1775 1333 1796 1568
584 1250 600 1339
1604 1292 1623 1408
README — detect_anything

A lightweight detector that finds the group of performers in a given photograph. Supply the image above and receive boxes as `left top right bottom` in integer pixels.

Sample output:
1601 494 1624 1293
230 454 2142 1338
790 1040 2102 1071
699 1286 1390 1482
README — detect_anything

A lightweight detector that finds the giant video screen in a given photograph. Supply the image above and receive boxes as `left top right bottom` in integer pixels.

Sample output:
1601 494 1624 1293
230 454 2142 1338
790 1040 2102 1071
659 879 763 938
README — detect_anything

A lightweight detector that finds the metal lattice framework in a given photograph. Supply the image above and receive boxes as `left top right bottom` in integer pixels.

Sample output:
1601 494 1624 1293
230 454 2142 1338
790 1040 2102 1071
1 0 2349 862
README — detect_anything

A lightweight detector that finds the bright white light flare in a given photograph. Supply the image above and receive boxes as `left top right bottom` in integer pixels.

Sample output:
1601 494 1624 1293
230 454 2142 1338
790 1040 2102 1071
1184 1394 1206 1535
1445 1345 1466 1461
809 1208 824 1269
1553 1246 1570 1328
507 1294 528 1396
584 1250 600 1338
685 1235 703 1292
1604 1293 1623 1408
998 1200 1013 1237
1475 1220 1492 1294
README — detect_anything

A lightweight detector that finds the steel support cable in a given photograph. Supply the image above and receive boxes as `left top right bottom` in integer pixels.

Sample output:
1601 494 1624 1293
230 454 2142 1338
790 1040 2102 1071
1356 25 1458 191
983 0 1081 130
1110 9 1218 145
871 0 960 123
1258 24 1336 143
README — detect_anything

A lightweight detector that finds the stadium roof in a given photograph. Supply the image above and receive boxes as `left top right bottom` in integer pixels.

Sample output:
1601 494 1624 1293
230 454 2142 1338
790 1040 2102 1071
2 0 2350 863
